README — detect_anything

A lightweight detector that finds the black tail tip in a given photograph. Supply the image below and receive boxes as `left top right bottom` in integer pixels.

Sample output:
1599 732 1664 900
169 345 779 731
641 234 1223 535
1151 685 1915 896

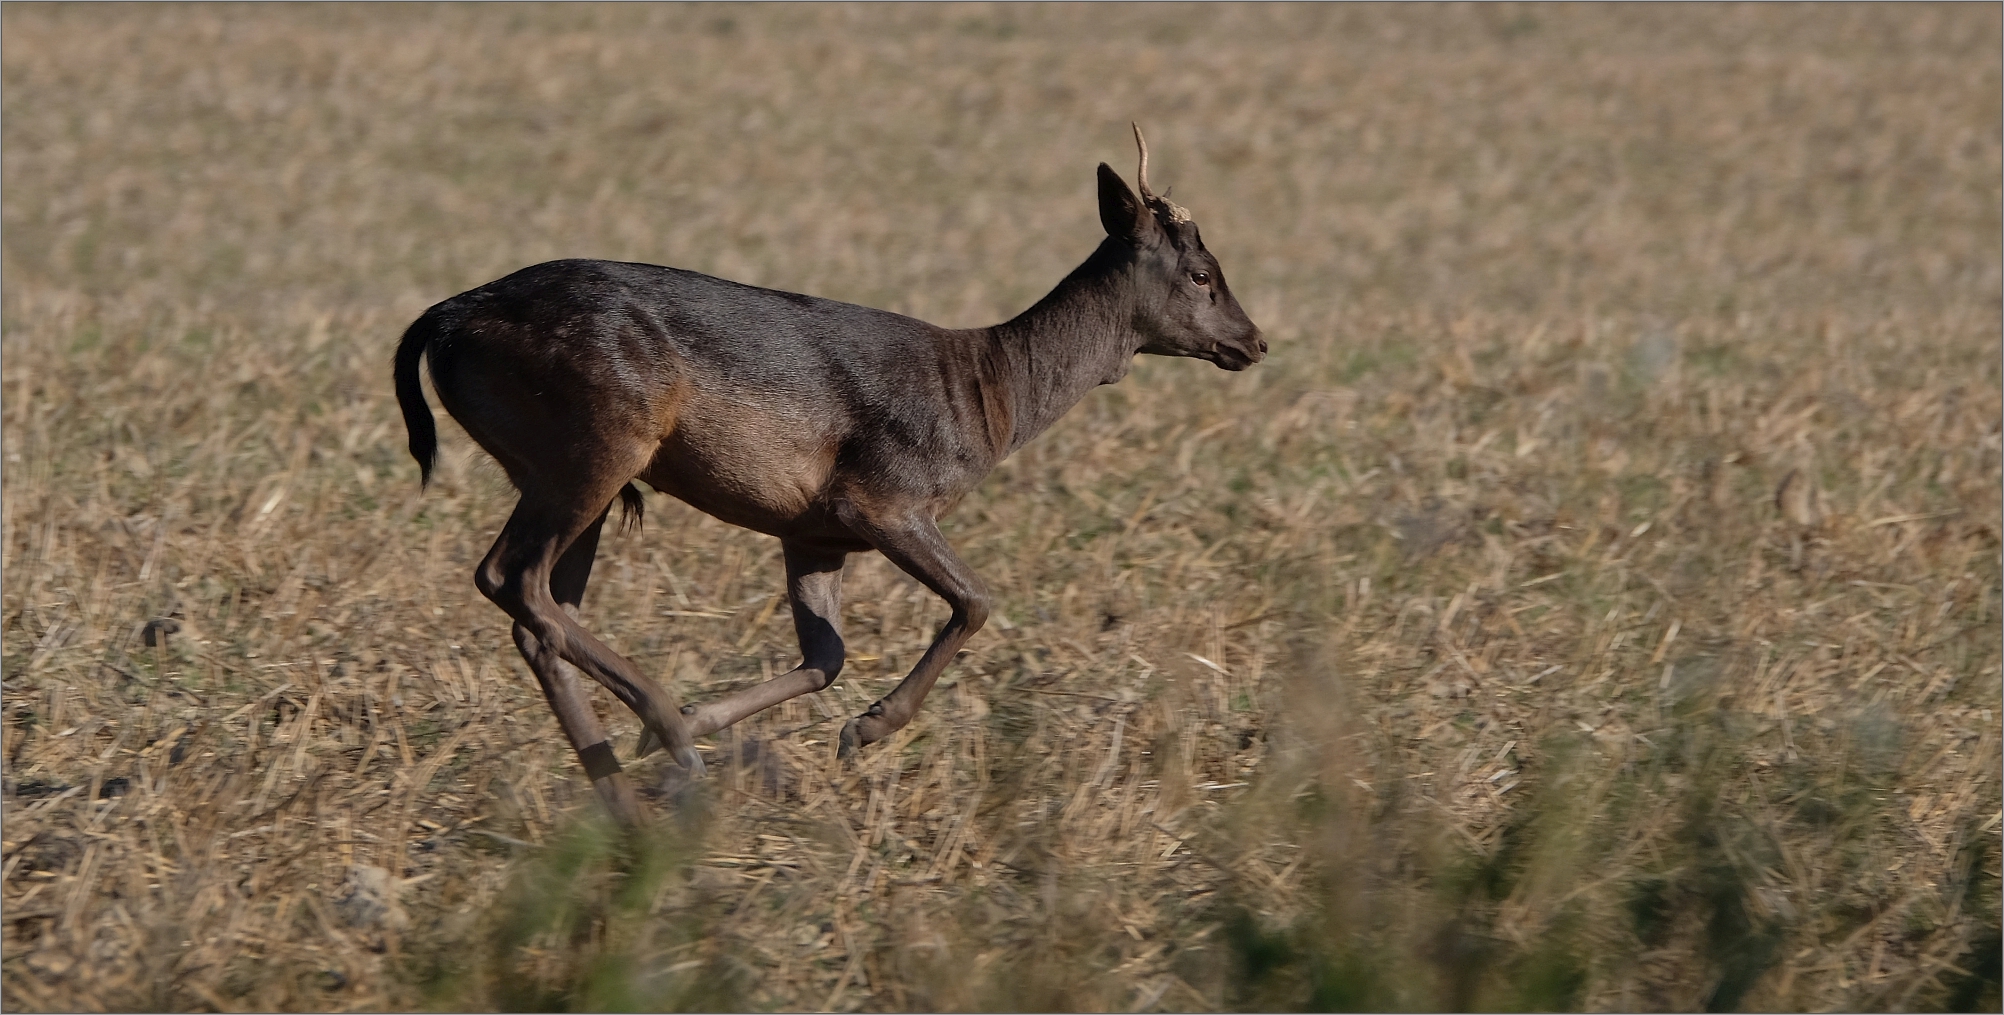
409 441 435 490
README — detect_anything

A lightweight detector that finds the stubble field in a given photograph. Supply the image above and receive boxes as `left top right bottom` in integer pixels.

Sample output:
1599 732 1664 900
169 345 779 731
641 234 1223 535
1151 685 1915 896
2 4 1999 1011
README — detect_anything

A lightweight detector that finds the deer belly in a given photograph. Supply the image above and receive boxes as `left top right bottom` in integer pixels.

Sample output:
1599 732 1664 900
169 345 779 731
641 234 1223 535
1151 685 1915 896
641 413 836 535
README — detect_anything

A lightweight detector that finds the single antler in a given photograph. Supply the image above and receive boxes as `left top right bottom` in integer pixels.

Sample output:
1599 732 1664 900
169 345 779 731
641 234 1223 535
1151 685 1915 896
1131 122 1191 224
1132 122 1156 201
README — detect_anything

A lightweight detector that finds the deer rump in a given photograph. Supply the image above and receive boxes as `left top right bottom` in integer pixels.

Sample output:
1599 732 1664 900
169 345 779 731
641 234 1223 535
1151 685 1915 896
394 127 1263 825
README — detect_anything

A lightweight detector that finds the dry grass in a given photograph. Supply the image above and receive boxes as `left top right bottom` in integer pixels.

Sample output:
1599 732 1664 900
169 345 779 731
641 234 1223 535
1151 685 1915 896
2 3 1998 1011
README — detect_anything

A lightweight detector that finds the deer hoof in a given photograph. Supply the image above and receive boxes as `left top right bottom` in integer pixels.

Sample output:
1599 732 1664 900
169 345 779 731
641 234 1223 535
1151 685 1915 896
672 743 707 778
838 713 898 760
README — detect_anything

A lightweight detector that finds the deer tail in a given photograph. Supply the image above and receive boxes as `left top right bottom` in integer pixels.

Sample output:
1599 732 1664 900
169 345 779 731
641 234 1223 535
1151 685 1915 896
394 313 440 488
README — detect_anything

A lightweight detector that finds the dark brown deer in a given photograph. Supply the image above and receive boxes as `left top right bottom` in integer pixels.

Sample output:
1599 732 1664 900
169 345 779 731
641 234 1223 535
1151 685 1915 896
394 127 1262 824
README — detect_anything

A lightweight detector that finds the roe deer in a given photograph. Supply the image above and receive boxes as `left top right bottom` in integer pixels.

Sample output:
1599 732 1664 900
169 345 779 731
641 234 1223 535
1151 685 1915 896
394 126 1263 824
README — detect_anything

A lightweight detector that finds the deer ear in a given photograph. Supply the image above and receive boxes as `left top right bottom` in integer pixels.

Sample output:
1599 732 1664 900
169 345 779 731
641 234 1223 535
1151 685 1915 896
1096 162 1158 245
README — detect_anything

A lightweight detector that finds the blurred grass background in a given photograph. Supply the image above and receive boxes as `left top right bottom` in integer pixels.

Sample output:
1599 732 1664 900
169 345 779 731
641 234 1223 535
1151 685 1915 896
2 3 1998 1011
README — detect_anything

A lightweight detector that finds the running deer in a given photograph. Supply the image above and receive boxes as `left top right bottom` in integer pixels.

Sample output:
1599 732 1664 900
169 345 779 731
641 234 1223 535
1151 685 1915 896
394 127 1263 824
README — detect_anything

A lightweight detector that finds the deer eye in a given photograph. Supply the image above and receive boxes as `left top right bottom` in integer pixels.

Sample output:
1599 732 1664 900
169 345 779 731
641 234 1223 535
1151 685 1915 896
1190 270 1211 287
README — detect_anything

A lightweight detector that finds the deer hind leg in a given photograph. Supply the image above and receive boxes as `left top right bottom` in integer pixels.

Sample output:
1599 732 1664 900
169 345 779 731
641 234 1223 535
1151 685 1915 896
676 540 848 740
477 484 705 778
509 506 646 826
833 507 989 759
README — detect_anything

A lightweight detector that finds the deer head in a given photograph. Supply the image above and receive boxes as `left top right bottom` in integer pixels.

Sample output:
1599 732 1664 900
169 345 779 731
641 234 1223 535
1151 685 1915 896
1096 124 1266 370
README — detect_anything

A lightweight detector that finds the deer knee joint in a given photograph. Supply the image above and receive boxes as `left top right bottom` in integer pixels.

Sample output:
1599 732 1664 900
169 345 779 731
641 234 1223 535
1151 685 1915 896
812 652 845 687
474 559 510 605
958 590 991 634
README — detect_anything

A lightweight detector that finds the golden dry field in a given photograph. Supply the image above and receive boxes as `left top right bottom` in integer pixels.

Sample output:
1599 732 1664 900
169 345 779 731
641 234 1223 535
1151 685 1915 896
2 4 1999 1011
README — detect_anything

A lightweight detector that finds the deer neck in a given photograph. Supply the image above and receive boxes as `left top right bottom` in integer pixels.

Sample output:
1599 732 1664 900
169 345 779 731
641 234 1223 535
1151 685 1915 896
984 242 1142 455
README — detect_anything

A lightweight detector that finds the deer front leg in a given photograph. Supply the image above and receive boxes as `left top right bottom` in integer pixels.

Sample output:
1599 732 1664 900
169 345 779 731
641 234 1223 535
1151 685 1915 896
833 505 989 758
671 541 847 739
